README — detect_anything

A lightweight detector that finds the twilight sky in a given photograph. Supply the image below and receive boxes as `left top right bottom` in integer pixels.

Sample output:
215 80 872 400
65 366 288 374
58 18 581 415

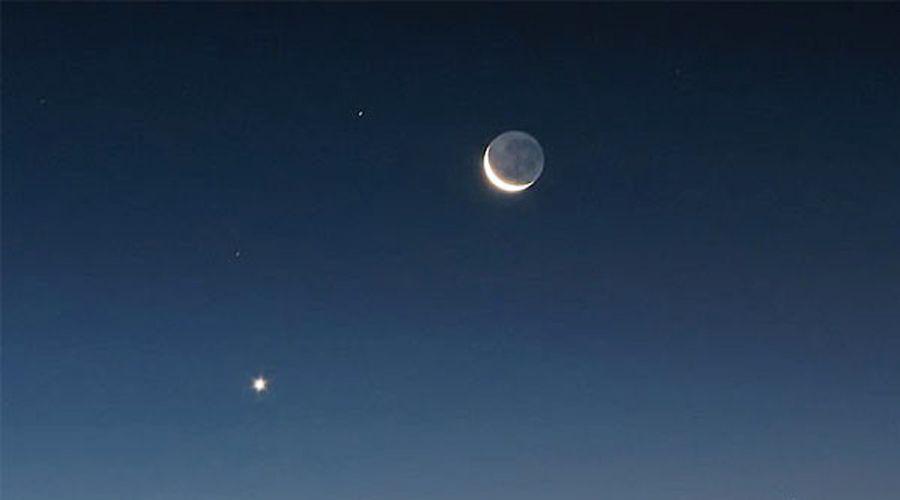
3 4 900 500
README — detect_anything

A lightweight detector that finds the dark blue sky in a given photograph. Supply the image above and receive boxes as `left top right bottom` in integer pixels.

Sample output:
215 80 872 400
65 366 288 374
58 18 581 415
3 4 900 499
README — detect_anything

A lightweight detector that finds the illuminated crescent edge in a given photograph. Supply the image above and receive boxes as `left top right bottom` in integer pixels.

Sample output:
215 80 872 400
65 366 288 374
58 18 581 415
482 145 534 193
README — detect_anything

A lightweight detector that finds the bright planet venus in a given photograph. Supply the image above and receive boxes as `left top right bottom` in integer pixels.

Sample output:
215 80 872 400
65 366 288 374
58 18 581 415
483 130 544 192
252 376 268 393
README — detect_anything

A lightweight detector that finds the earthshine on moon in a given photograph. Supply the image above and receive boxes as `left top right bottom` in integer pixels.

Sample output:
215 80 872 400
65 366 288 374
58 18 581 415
483 131 544 192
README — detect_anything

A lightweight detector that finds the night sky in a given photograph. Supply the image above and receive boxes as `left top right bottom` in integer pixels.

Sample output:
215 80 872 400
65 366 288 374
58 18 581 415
3 4 900 499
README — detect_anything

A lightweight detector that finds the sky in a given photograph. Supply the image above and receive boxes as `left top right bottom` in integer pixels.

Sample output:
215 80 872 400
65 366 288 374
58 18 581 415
3 4 900 500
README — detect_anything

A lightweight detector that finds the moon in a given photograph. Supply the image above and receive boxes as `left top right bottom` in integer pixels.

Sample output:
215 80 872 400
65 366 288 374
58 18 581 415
483 131 544 192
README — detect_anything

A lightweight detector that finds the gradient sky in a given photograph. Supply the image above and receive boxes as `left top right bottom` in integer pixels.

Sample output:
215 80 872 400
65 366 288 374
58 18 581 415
3 4 900 500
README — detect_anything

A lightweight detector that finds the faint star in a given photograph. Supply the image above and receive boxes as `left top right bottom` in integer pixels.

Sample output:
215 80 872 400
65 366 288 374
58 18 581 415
252 376 268 393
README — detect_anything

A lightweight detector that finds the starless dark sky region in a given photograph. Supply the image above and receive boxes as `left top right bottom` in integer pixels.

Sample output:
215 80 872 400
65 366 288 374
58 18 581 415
3 3 900 500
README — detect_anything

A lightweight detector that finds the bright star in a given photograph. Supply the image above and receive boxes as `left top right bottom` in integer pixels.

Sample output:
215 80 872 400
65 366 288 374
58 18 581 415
252 376 268 393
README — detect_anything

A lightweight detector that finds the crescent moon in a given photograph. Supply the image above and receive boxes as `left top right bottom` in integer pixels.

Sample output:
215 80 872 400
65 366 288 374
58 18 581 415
483 145 534 192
